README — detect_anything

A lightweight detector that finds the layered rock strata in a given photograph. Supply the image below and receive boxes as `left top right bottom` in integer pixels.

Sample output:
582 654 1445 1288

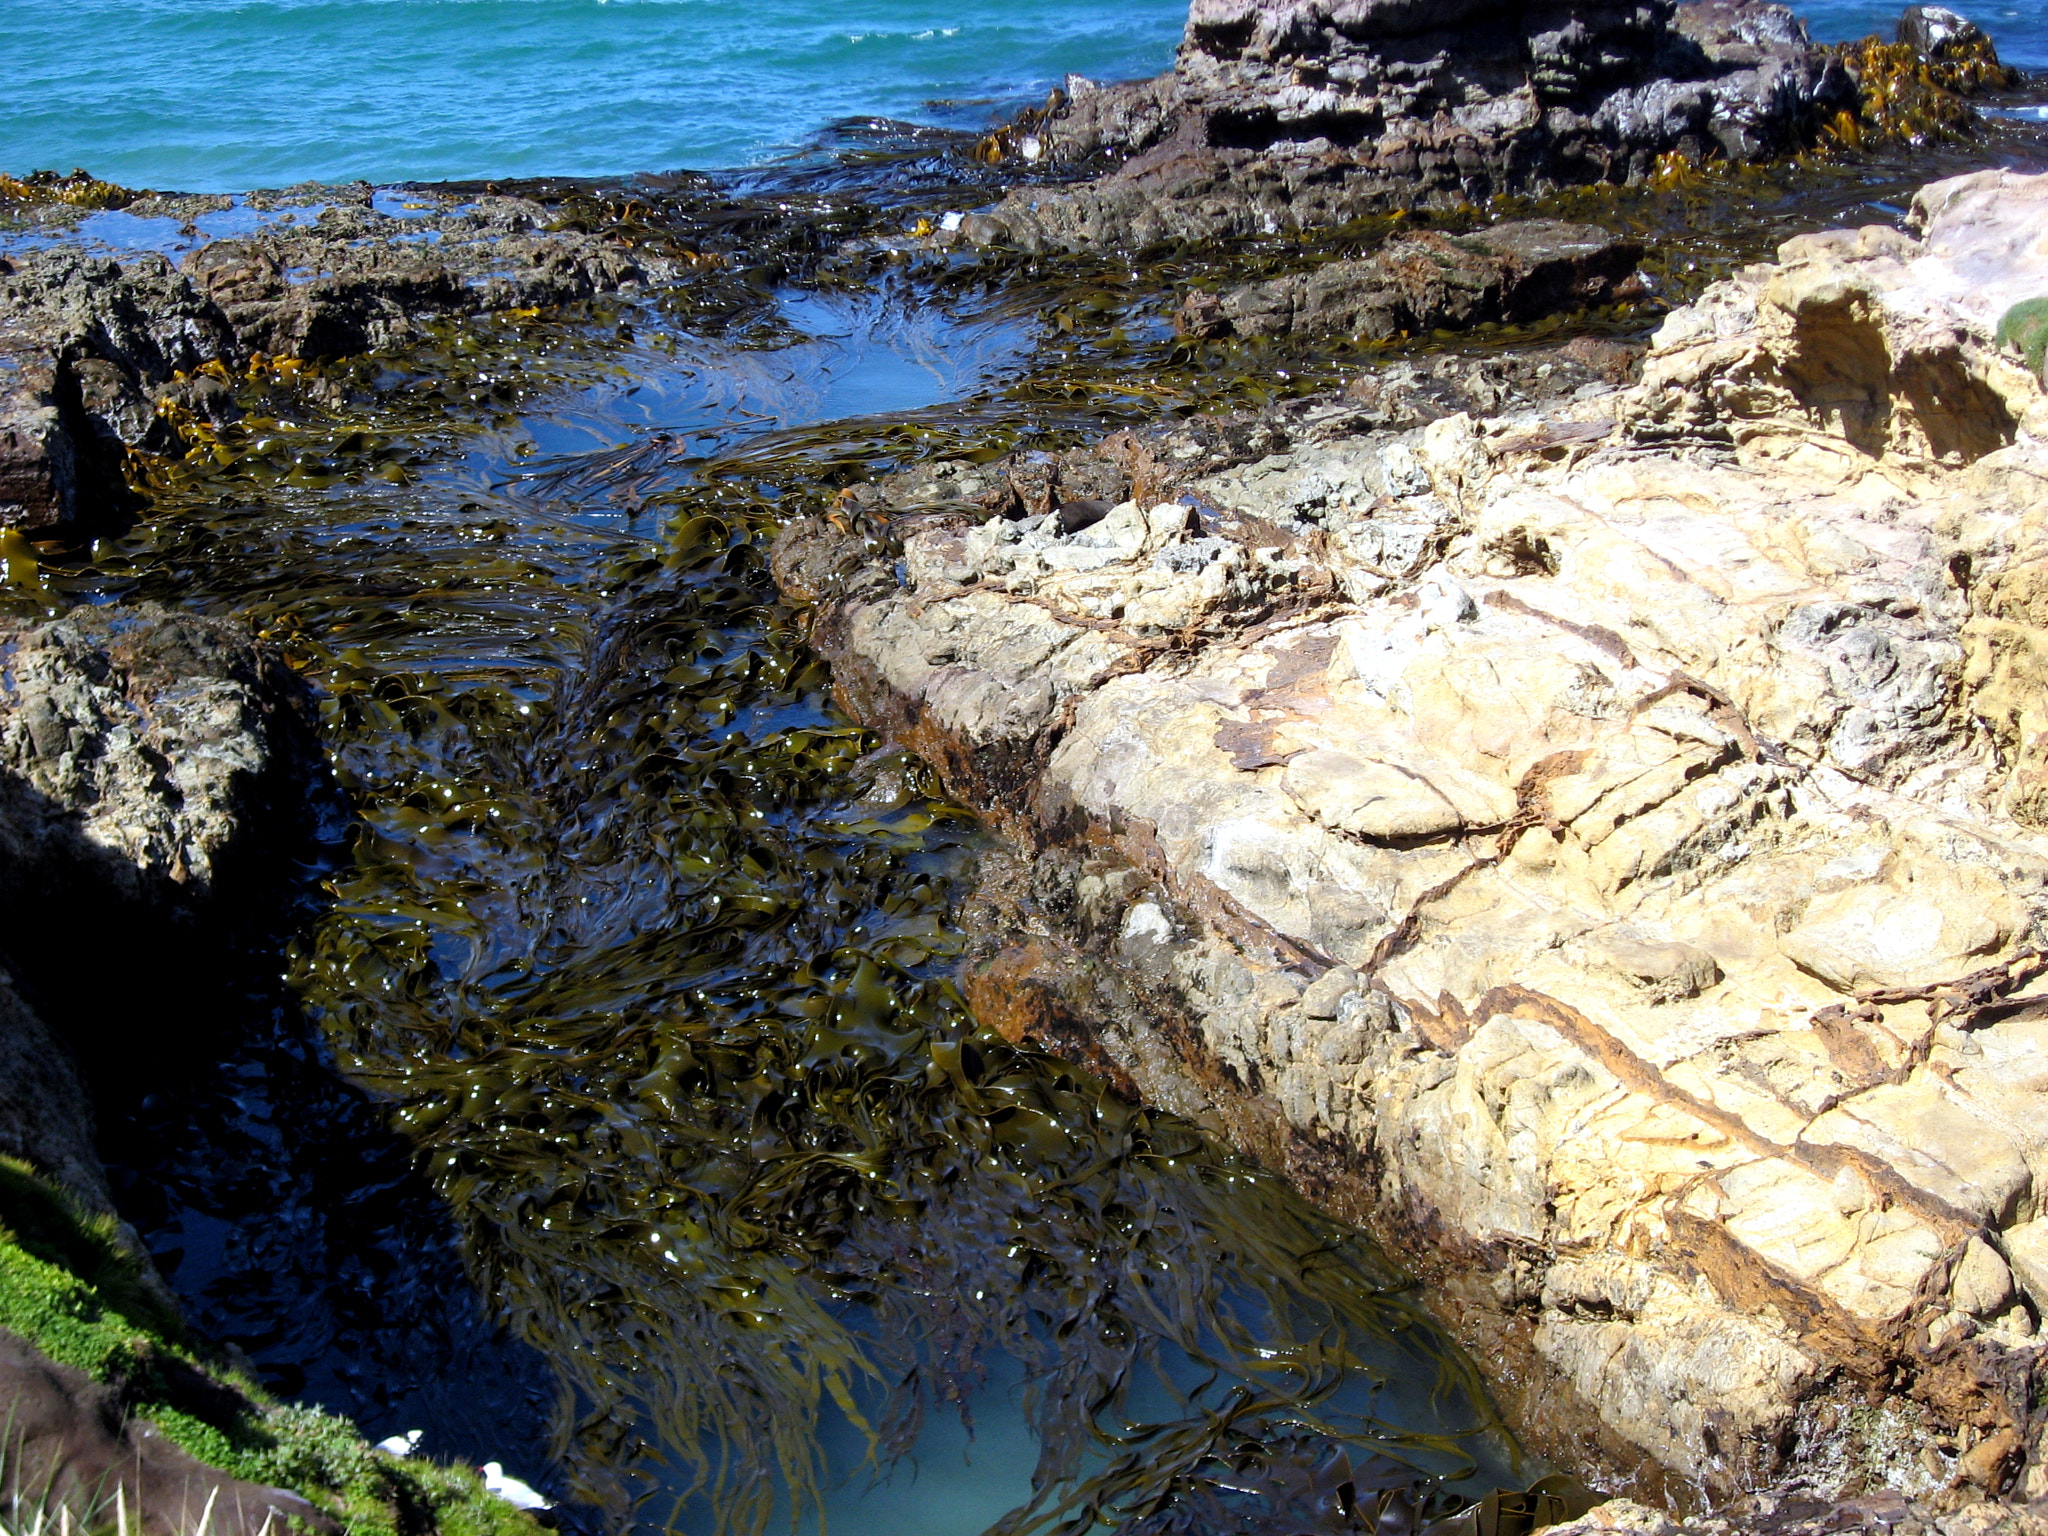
960 0 1856 252
773 168 2048 1504
0 187 669 536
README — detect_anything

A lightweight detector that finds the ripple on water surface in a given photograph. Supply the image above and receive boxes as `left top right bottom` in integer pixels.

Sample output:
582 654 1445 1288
5 0 1191 190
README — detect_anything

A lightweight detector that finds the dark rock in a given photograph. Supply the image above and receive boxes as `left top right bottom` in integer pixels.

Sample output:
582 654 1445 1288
0 1328 332 1536
0 602 327 914
0 603 329 1220
1054 497 1116 534
0 971 110 1215
975 0 1856 252
0 193 672 536
1897 4 1991 60
1192 219 1643 339
0 384 77 536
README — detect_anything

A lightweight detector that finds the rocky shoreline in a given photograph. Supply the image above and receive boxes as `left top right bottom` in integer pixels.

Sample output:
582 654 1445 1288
1 1 2044 1532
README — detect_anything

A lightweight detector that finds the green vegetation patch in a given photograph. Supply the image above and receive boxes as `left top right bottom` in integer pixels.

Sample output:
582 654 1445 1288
1997 297 2048 375
0 1159 537 1536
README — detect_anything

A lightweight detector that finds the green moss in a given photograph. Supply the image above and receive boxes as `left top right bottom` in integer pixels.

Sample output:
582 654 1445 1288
0 1158 540 1536
1997 297 2048 375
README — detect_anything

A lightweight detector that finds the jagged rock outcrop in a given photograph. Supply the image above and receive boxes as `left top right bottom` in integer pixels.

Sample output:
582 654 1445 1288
961 0 1856 252
773 168 2048 1502
0 602 326 911
0 189 667 536
0 603 325 1213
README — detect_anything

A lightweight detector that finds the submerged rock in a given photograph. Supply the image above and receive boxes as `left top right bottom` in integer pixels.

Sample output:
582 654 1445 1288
0 190 672 536
774 167 2048 1501
964 0 1856 252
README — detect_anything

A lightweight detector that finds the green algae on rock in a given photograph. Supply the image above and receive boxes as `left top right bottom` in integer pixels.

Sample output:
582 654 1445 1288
1997 297 2048 377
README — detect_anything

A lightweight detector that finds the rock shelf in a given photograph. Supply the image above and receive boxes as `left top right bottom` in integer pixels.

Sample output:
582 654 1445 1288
774 166 2048 1506
956 0 1858 251
0 188 669 537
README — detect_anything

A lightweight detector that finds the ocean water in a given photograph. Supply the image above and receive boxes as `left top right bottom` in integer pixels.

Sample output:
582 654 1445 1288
4 0 1190 192
1802 1 2048 66
4 0 2041 195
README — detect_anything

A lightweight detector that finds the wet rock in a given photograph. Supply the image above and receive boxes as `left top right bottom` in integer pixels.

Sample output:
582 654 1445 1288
0 192 674 536
969 0 1856 252
0 604 325 1218
1188 220 1642 340
0 602 325 911
774 169 2048 1497
1899 5 1993 62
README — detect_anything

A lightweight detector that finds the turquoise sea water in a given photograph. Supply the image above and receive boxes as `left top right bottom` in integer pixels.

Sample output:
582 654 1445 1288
4 0 1190 191
4 0 2042 194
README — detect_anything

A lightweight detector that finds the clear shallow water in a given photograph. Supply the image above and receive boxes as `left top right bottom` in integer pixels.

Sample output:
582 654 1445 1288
4 0 1188 192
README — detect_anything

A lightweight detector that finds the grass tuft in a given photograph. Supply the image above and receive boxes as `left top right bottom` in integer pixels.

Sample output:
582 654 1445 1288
0 1160 539 1536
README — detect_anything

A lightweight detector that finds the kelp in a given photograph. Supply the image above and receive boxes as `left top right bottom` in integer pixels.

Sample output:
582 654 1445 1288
1829 30 2023 149
18 110 2011 1532
0 168 139 210
2 276 1542 1534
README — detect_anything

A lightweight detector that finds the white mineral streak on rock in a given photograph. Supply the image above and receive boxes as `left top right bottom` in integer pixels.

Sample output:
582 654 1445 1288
802 168 2048 1494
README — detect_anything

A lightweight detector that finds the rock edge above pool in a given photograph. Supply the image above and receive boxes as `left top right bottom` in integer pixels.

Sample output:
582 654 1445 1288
772 165 2048 1507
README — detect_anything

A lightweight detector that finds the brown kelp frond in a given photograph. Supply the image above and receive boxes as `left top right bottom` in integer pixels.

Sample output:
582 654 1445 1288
0 171 140 211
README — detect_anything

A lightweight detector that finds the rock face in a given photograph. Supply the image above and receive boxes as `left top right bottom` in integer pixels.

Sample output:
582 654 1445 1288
0 1329 331 1536
0 189 667 536
0 602 325 910
774 168 2048 1501
966 0 1855 251
0 603 325 1214
0 605 334 1530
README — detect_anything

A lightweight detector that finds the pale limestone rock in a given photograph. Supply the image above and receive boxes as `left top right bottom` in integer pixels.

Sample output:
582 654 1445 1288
1952 1235 2018 1319
1782 875 2014 993
2003 1219 2048 1311
778 169 2048 1496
